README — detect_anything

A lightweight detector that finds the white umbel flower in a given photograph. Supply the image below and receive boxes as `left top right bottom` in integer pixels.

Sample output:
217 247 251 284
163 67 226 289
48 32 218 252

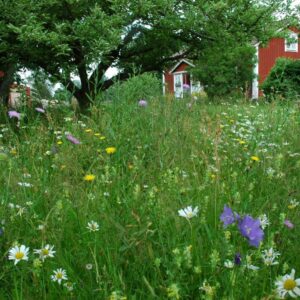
275 269 300 298
178 206 199 219
87 221 99 232
261 248 280 266
51 268 68 285
259 214 270 229
34 244 56 261
8 245 29 265
224 260 234 269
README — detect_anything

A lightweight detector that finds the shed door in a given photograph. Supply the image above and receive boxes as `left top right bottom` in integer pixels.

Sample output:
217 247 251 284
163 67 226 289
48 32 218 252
174 74 183 98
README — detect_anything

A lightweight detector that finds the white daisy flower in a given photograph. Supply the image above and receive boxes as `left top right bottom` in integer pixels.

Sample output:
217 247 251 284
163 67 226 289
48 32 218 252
275 269 300 298
8 245 30 265
51 268 68 285
34 244 56 261
178 206 199 219
261 248 280 266
87 221 100 232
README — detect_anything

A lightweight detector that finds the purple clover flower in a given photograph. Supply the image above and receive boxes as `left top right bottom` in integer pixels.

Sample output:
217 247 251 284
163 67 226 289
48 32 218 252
238 215 264 248
35 107 45 113
284 219 294 229
8 111 21 120
220 205 240 228
66 134 81 145
138 100 148 107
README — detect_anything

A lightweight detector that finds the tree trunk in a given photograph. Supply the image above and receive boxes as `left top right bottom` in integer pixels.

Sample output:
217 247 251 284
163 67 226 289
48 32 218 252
0 64 16 105
73 88 91 111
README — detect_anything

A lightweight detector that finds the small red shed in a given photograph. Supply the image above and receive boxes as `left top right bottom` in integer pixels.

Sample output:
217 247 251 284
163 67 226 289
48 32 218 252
163 59 202 98
252 28 300 98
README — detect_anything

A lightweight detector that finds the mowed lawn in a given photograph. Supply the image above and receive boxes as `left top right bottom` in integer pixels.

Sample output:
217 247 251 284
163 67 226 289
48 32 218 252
0 99 299 299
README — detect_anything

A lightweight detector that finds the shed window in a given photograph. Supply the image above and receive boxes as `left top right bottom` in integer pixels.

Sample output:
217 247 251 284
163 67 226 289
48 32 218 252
285 32 298 52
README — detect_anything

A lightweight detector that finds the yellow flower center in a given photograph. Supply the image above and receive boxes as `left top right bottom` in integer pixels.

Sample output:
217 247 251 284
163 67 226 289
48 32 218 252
187 212 193 218
284 279 296 290
56 272 63 279
42 249 49 256
15 252 24 260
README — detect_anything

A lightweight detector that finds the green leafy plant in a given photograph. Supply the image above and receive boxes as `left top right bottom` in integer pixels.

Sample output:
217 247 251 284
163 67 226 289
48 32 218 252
262 58 300 101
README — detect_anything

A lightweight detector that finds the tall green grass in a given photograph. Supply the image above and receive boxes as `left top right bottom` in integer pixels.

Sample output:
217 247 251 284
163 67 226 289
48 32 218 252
0 98 299 299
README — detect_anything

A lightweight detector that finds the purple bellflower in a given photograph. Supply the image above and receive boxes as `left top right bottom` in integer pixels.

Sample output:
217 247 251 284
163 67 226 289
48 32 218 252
234 253 242 265
238 215 264 248
220 205 239 228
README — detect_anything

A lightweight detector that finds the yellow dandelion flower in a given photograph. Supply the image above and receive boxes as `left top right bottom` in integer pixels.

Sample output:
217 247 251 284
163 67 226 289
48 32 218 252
83 174 96 181
94 133 101 137
239 140 246 145
251 156 260 162
57 141 63 145
85 129 92 133
105 147 116 155
100 136 106 140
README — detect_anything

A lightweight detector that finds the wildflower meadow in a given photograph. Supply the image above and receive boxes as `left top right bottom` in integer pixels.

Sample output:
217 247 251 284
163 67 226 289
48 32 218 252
0 98 300 299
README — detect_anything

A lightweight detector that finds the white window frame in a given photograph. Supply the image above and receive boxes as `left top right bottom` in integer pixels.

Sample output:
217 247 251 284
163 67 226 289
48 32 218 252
285 32 298 52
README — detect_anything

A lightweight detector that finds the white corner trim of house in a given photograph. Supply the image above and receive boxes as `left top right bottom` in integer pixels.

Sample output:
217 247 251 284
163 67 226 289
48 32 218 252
252 43 259 99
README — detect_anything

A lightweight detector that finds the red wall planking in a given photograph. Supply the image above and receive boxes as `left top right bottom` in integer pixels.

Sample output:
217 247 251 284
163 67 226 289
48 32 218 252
259 29 300 88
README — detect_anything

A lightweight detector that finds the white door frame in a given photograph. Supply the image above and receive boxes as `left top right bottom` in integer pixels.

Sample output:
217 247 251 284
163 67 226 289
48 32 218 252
173 71 186 98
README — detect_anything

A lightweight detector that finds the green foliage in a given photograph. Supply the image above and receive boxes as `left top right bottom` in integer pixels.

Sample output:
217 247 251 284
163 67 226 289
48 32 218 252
103 73 162 103
29 70 54 100
192 44 255 99
0 0 295 107
262 58 300 100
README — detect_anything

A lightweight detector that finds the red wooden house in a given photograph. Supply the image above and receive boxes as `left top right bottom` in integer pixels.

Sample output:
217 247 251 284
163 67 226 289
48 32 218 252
252 28 300 98
163 28 300 99
163 59 202 98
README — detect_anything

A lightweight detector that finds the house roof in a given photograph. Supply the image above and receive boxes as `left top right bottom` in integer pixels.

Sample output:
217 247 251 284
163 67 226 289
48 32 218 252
169 59 195 73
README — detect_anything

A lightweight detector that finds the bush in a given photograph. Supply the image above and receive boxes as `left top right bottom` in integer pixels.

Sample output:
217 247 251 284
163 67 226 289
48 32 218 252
102 72 162 103
262 58 300 100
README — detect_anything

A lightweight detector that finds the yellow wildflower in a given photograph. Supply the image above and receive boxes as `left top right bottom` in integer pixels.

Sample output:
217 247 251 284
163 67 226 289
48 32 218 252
83 174 96 181
85 129 92 133
94 133 101 137
251 156 260 162
100 136 106 140
57 141 63 145
105 147 116 155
